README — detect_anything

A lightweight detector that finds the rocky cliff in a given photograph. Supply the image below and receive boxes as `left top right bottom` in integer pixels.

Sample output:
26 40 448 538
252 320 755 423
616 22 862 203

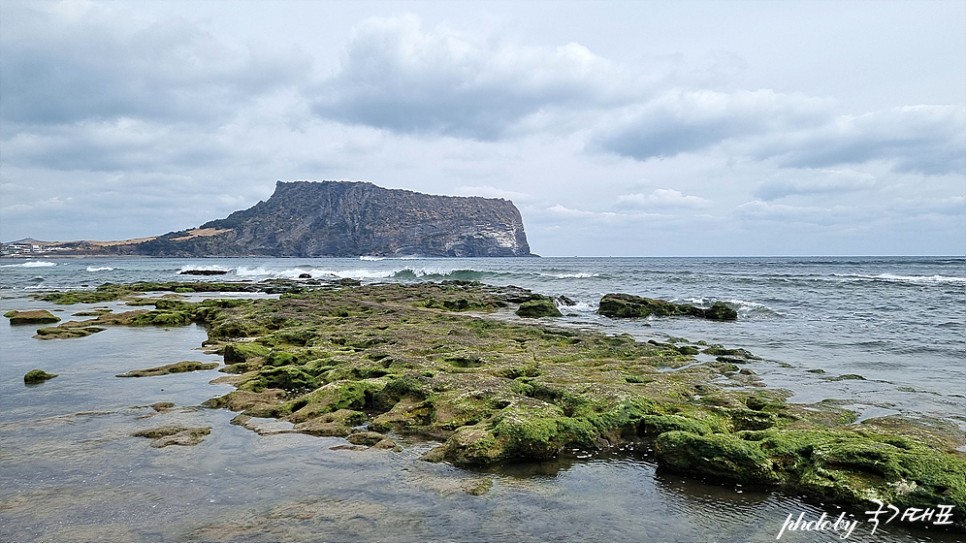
124 181 533 257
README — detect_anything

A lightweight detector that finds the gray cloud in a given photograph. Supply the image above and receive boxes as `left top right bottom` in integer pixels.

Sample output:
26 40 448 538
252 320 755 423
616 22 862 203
754 170 878 201
0 2 309 127
592 90 832 160
311 15 629 139
748 106 966 175
595 88 964 177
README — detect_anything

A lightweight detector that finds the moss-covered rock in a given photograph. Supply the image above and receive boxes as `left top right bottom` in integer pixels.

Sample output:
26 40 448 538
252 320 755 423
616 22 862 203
515 297 562 318
34 325 106 340
23 369 58 384
117 360 219 377
598 293 737 321
132 425 211 447
655 431 781 484
5 309 61 325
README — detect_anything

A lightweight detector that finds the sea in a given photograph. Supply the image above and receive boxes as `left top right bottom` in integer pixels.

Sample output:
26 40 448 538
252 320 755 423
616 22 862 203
1 255 964 543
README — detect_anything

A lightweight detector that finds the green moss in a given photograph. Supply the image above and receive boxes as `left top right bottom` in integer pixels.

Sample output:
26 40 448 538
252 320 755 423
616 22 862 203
5 309 61 325
638 414 712 437
223 342 271 363
515 297 562 318
34 325 106 339
117 360 219 377
24 369 58 384
656 431 781 484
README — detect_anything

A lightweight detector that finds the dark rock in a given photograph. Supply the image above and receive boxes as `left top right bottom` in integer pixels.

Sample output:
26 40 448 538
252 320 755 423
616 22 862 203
298 273 312 279
515 297 562 318
598 294 737 321
178 269 228 276
23 369 58 384
4 309 60 325
117 360 219 377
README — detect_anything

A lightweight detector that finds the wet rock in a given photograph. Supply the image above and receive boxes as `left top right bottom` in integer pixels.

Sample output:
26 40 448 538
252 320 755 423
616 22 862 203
23 369 58 384
461 478 494 495
515 296 562 318
132 425 211 447
347 431 389 446
179 269 228 276
34 325 106 339
555 295 577 307
293 409 367 437
117 361 219 377
151 402 176 412
598 294 737 321
4 309 60 325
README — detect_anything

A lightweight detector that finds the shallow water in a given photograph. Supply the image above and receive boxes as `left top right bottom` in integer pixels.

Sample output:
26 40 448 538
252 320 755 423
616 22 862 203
0 293 962 542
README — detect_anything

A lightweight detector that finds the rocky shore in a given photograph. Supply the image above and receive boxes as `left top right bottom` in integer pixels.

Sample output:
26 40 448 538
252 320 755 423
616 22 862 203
14 279 966 532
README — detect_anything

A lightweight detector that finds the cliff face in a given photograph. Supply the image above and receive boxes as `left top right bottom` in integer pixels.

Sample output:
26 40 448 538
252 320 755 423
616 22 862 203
130 181 533 257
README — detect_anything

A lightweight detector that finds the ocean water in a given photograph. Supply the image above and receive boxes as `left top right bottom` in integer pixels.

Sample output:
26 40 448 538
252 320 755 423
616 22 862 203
1 256 964 542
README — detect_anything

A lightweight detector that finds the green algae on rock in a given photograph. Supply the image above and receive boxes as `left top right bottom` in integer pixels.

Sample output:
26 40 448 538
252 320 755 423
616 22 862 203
598 293 738 321
117 361 220 378
23 369 58 384
4 309 61 325
132 425 211 447
515 296 562 318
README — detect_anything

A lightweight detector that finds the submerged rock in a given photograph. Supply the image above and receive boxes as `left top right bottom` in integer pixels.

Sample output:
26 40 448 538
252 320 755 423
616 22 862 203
23 369 58 384
132 425 211 447
598 293 738 321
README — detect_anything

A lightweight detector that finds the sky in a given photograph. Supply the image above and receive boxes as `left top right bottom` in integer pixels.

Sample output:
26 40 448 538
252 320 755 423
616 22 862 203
1 0 963 256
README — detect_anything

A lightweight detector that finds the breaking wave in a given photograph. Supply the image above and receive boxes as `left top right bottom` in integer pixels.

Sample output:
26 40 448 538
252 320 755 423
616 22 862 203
1 260 56 268
832 273 966 285
86 266 115 272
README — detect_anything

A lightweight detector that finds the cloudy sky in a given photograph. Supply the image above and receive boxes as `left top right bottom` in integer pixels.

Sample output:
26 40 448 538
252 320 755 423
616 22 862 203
1 0 963 256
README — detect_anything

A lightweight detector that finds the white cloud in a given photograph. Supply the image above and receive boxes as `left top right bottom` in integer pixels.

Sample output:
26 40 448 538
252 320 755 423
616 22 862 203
310 14 632 139
453 185 534 203
617 189 712 209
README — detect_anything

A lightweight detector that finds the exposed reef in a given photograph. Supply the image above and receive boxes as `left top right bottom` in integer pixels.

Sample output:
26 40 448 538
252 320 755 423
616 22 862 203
5 309 60 325
30 279 966 531
599 293 738 321
117 361 220 378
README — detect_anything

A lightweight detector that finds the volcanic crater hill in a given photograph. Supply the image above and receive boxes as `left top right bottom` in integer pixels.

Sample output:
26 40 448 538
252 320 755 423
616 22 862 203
121 181 534 257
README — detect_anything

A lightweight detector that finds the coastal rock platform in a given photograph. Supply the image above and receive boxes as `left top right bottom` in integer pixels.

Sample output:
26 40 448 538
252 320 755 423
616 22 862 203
22 279 966 532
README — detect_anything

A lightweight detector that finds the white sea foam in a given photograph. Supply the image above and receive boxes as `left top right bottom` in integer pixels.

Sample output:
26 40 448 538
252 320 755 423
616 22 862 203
1 260 57 268
86 266 115 272
538 272 600 279
834 273 966 285
359 255 385 261
233 266 397 280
